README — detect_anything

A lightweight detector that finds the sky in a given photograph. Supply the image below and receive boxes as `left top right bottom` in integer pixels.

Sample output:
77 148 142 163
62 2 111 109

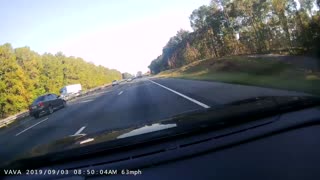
0 0 209 74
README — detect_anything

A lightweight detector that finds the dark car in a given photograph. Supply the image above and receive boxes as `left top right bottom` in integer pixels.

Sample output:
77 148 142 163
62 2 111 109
29 94 66 118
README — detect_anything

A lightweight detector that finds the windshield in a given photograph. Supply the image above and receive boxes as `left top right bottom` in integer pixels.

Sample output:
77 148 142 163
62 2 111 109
0 0 320 169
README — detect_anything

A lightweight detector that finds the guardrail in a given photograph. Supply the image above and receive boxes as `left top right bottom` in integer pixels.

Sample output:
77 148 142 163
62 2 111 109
0 83 114 128
0 111 29 128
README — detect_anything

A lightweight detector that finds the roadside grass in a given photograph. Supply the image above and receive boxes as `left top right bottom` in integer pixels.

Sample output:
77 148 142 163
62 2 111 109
157 56 320 96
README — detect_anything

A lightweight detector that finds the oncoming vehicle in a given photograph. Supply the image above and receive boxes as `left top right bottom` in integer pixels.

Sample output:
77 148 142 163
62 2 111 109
29 94 67 118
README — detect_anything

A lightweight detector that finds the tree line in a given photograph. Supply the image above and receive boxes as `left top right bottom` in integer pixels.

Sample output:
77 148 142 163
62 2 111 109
149 0 320 74
0 43 122 118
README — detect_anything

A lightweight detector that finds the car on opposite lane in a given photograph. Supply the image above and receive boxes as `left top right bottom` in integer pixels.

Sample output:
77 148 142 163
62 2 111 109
29 93 67 119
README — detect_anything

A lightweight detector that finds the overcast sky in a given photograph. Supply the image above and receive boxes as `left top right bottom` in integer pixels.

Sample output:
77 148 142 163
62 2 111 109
0 0 209 74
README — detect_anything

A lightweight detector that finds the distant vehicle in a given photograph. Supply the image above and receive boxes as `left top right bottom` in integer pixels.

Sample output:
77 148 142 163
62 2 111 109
29 94 66 119
59 84 82 101
112 80 119 86
136 71 142 78
127 78 132 82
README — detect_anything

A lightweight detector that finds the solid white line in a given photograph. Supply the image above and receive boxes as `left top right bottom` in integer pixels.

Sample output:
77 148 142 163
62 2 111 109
80 138 94 144
148 79 210 109
80 99 93 103
15 118 49 136
118 91 123 95
74 126 86 135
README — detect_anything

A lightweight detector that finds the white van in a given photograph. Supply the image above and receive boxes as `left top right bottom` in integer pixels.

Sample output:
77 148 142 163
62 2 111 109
60 84 82 100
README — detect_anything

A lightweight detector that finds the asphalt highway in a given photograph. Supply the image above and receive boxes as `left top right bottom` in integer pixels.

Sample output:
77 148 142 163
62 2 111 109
0 77 307 164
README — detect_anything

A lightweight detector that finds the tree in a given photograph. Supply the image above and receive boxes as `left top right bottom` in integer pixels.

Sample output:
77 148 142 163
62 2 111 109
0 44 29 118
272 0 293 49
183 43 200 63
0 43 122 118
40 53 64 94
149 0 320 74
15 47 45 101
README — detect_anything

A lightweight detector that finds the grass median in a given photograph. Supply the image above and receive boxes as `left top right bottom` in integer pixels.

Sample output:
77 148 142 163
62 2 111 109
156 56 320 96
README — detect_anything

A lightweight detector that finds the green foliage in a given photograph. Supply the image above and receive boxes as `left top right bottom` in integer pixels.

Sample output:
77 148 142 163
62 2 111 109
157 57 320 95
0 44 121 118
183 43 200 64
0 44 29 117
149 0 320 74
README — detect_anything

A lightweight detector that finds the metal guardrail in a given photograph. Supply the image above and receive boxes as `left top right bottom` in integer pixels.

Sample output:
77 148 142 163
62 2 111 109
0 83 114 128
77 83 112 98
0 111 29 128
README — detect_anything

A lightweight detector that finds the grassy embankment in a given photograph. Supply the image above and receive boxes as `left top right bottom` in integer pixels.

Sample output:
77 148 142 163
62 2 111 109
156 56 320 95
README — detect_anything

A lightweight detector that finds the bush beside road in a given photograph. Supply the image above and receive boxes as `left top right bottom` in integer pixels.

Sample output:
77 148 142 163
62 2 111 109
156 56 320 96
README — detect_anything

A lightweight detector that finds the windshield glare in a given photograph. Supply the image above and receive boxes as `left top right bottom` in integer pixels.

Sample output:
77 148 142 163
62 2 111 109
0 0 319 168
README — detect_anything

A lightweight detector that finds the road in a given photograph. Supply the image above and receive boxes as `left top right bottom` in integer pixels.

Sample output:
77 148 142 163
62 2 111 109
0 77 307 164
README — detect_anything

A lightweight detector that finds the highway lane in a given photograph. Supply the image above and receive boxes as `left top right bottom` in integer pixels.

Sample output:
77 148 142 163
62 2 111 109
0 77 306 164
0 78 201 164
0 86 119 164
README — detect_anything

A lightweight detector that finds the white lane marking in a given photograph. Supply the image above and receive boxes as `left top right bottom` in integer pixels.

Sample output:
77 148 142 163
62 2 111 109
80 99 93 103
73 126 86 136
15 118 49 136
148 79 210 109
118 91 123 95
80 138 94 144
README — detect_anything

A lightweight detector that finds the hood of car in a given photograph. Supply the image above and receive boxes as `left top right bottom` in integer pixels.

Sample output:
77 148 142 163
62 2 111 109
24 122 178 159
